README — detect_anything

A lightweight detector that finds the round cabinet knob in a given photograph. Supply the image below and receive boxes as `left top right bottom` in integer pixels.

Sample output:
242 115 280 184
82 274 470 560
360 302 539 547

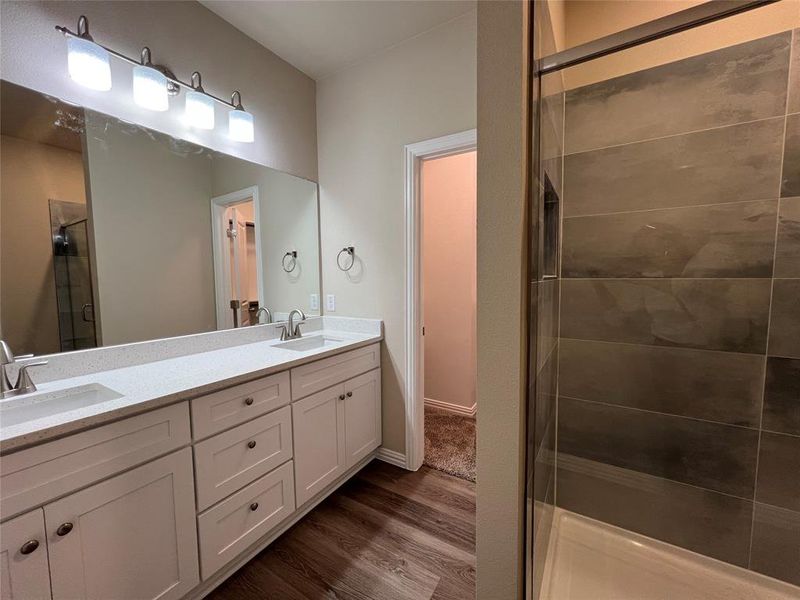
338 394 345 401
250 502 259 511
19 540 39 555
247 440 257 449
244 397 254 406
346 392 353 397
56 522 73 536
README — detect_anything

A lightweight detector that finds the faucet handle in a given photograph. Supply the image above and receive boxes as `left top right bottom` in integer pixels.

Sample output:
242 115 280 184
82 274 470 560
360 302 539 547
277 325 289 341
16 361 48 395
0 340 15 365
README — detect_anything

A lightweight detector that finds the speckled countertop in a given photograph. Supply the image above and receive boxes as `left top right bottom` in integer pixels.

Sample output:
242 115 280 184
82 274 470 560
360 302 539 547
0 317 382 453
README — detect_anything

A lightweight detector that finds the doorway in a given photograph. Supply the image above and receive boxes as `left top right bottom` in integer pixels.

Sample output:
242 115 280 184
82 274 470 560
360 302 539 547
403 129 477 477
210 186 264 330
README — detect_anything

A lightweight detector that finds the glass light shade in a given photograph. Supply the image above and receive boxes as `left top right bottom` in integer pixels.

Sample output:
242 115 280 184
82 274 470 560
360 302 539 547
185 90 215 129
67 37 111 91
229 109 254 143
133 65 169 111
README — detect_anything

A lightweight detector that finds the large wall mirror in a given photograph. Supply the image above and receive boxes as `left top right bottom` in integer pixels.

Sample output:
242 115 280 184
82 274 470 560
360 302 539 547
0 80 321 356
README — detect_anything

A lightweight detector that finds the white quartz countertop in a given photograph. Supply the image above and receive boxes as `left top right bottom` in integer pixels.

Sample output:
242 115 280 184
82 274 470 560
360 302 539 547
0 322 382 453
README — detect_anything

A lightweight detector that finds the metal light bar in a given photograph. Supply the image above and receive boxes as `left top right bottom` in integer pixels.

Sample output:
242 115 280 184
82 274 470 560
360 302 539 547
55 21 239 110
536 0 780 75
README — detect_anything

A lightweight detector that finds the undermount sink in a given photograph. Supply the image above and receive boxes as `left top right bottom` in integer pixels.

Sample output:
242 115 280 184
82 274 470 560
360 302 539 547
0 383 123 427
273 335 345 352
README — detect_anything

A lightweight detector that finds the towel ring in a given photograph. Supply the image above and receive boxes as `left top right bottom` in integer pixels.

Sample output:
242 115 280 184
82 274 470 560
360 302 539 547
336 246 355 272
282 250 297 273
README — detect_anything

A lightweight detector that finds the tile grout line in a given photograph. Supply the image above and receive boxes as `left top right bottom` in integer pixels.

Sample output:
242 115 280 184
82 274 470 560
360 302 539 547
562 196 779 221
564 114 787 157
557 335 766 358
560 276 775 281
747 62 792 568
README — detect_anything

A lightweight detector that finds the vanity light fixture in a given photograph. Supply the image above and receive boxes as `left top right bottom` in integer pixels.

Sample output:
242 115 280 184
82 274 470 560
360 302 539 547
133 48 169 111
56 15 255 142
229 91 254 143
65 16 112 91
185 72 215 129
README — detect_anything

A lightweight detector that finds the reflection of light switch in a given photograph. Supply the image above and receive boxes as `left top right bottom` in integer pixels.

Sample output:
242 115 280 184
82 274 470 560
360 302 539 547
310 294 319 311
326 294 335 311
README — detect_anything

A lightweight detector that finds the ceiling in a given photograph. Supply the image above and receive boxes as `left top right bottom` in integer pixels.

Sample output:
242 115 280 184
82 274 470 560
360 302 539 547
199 0 476 80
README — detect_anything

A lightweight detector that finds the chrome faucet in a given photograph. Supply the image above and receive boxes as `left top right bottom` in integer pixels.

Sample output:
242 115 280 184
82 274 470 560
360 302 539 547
280 309 307 341
1 340 48 399
254 307 272 325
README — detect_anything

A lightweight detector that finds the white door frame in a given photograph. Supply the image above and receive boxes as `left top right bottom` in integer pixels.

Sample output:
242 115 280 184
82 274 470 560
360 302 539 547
210 186 264 329
403 129 477 471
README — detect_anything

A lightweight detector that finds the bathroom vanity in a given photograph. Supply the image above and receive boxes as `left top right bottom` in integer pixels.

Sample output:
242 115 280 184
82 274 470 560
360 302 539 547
0 317 383 600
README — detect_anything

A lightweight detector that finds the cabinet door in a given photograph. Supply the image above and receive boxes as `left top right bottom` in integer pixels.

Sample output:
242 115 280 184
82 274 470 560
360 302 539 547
45 448 199 600
292 384 346 506
0 509 51 600
344 369 382 468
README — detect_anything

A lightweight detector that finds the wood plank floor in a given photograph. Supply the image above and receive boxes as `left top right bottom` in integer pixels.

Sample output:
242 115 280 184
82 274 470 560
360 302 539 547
207 460 476 600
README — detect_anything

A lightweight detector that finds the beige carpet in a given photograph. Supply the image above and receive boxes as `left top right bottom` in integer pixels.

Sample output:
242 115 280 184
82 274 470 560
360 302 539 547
424 406 476 482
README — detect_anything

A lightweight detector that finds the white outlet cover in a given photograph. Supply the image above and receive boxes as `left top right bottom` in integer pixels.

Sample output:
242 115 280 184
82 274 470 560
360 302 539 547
310 294 319 310
326 294 335 311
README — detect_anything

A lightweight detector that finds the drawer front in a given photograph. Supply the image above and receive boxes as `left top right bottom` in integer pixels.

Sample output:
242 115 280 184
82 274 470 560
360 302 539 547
197 460 295 580
194 406 293 511
290 343 380 400
191 371 290 440
1 402 190 520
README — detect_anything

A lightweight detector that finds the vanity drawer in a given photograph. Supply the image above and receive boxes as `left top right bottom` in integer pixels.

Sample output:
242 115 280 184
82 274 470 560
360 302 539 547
0 402 190 520
290 343 380 400
194 406 293 511
197 460 295 579
191 371 290 440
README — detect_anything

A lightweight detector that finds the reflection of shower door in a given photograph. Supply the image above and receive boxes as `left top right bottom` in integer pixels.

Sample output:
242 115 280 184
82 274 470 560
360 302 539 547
54 219 98 351
227 208 250 327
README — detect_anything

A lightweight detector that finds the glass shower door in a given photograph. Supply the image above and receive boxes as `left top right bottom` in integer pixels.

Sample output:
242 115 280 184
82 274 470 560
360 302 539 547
55 219 98 351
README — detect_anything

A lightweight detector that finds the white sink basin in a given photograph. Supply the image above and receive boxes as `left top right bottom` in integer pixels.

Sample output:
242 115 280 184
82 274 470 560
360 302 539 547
0 383 123 427
273 335 345 352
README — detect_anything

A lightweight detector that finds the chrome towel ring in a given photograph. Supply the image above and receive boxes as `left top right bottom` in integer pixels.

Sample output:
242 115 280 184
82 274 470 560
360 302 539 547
282 250 298 273
337 246 355 272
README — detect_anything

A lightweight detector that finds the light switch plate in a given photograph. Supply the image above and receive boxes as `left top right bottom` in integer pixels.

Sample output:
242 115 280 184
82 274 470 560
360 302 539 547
326 294 336 312
310 294 319 311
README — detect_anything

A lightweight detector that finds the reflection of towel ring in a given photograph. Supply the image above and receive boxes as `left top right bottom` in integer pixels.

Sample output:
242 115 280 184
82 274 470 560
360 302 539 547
282 250 298 273
337 246 355 272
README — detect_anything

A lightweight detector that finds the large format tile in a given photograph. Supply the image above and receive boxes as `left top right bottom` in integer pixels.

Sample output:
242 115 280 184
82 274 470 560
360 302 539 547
563 118 784 217
782 113 800 197
536 279 559 371
558 397 759 498
560 279 771 353
768 279 800 358
775 197 800 278
562 200 777 278
789 30 800 115
755 432 800 512
555 454 753 566
559 339 764 427
750 503 800 586
564 32 791 153
763 357 800 436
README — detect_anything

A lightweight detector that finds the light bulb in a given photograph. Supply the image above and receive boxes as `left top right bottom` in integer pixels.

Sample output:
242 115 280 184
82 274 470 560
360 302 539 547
229 109 254 142
133 65 168 111
67 36 111 91
185 90 215 129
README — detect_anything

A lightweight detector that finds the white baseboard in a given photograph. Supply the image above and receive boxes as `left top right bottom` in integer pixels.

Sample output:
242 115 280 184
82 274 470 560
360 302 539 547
376 447 407 468
424 397 477 417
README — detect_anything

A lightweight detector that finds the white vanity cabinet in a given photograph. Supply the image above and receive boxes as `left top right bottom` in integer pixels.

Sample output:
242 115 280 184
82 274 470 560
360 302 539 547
45 448 199 600
0 509 51 600
293 366 381 506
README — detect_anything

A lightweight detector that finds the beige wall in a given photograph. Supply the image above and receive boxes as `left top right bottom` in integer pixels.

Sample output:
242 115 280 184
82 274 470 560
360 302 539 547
316 10 477 453
0 135 86 356
0 0 318 181
422 151 477 411
211 157 321 317
476 2 529 599
562 0 800 88
84 113 216 346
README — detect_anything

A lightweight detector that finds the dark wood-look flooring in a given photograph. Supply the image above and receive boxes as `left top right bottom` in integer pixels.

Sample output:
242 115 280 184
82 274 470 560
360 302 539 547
207 461 476 600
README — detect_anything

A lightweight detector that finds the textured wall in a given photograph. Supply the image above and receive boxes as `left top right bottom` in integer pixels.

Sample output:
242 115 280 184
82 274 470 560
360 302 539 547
556 30 800 586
